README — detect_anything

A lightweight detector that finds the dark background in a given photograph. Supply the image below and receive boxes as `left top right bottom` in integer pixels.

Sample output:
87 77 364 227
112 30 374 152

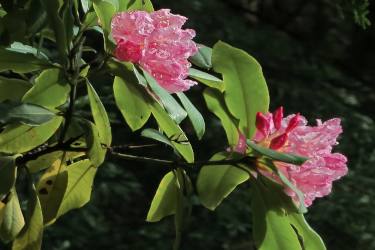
10 0 375 249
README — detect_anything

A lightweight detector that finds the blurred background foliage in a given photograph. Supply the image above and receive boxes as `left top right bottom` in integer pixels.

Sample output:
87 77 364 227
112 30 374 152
2 0 374 249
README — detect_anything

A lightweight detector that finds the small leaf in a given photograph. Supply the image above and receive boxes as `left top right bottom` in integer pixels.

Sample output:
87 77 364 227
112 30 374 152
247 140 308 165
0 117 63 154
141 128 174 148
197 152 249 210
176 93 205 140
0 190 25 243
113 76 151 131
212 41 270 138
143 0 154 12
86 80 112 146
143 71 187 124
0 156 16 198
0 103 56 126
149 101 194 163
203 88 239 146
0 76 32 102
22 69 71 108
189 45 212 69
12 184 43 250
147 171 181 222
189 68 224 91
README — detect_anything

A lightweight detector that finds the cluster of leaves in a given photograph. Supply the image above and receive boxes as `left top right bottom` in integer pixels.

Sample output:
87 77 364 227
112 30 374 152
0 0 335 250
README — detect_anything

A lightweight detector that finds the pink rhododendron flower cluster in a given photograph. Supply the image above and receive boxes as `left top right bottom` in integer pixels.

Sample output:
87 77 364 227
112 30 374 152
111 9 198 93
250 107 348 207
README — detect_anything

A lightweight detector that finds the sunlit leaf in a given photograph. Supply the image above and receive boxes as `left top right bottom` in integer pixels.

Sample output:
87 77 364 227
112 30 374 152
144 71 187 124
141 128 174 148
93 0 116 51
0 117 63 154
197 152 249 210
189 68 224 91
247 140 308 165
113 76 151 131
212 41 269 138
203 88 239 146
22 69 70 108
86 80 112 146
0 190 25 243
176 92 205 140
12 184 43 250
86 122 106 167
149 101 194 163
147 171 181 222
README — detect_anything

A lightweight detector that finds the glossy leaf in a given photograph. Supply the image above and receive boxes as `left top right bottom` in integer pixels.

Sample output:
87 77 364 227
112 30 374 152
176 93 205 140
143 71 187 124
0 103 56 126
86 80 112 146
0 76 32 102
0 47 50 73
147 171 181 222
113 76 151 131
203 88 239 146
0 117 63 154
12 184 43 250
197 152 249 210
0 190 25 243
0 156 16 198
247 140 308 165
149 101 194 163
22 69 70 108
212 41 270 138
189 45 212 69
189 68 224 91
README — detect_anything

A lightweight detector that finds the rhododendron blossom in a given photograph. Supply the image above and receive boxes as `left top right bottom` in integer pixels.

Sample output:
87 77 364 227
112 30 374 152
111 9 198 93
250 107 348 207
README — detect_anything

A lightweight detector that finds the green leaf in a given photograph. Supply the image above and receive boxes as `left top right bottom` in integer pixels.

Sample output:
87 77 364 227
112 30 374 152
0 76 32 102
8 42 48 60
212 41 270 138
189 45 212 69
247 140 308 165
141 128 174 148
40 0 68 65
143 71 187 124
142 0 154 12
189 68 224 91
93 0 117 51
197 152 249 210
22 69 71 108
149 101 194 163
12 184 43 250
86 80 112 146
0 190 25 243
0 156 16 198
252 178 326 250
146 171 181 222
37 156 68 225
86 121 106 167
176 92 205 140
113 76 151 131
0 103 56 126
0 117 63 154
203 88 239 146
0 47 51 73
57 159 97 218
